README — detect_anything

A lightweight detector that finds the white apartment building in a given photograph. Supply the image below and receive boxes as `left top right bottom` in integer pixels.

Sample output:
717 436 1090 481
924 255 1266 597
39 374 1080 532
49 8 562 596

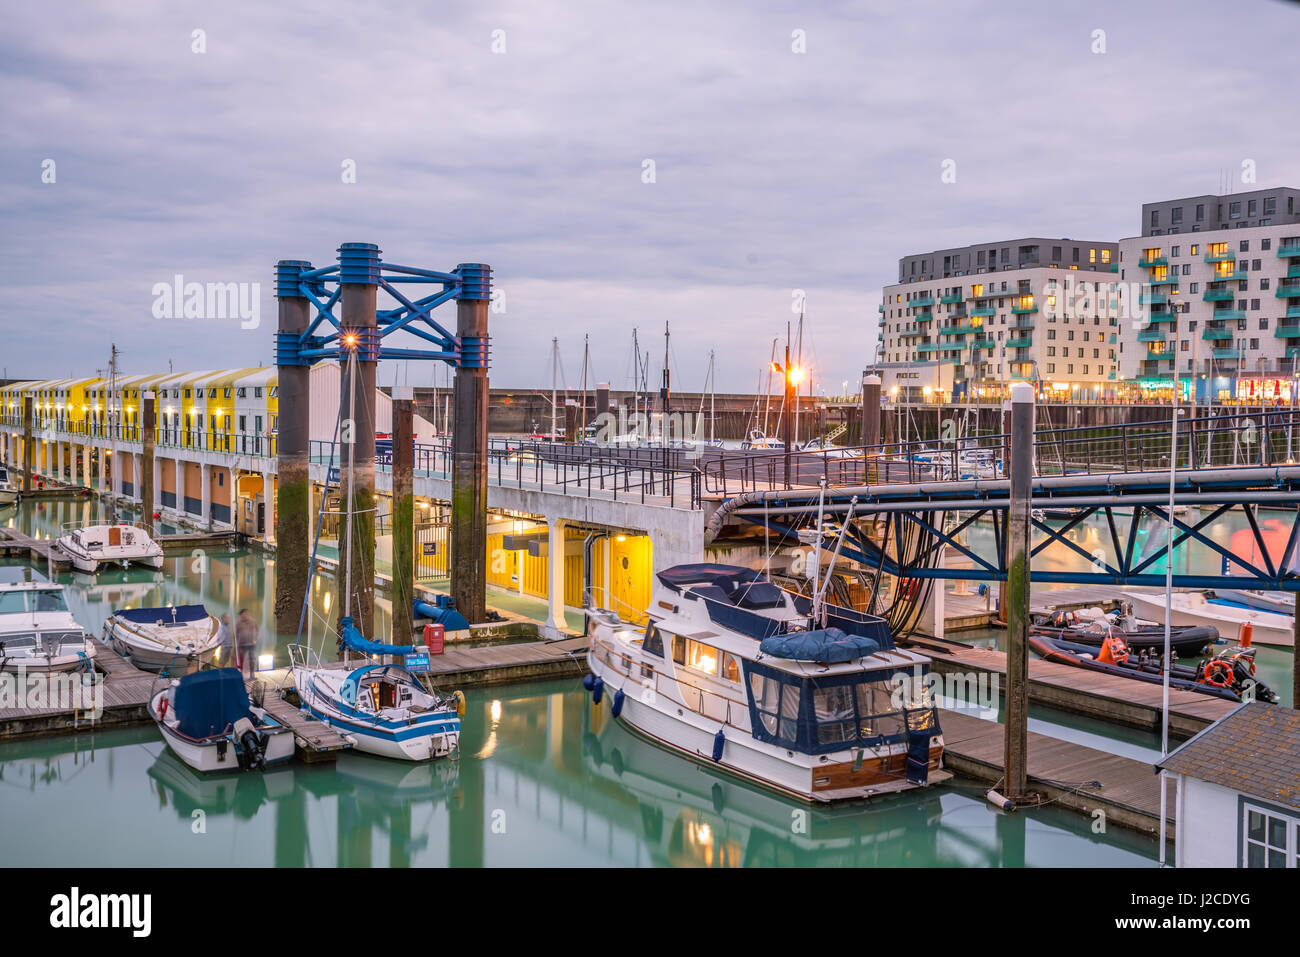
1115 187 1300 405
876 238 1121 402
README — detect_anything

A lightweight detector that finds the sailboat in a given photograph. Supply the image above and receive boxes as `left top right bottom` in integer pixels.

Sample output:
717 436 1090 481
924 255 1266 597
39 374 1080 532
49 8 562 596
288 348 464 762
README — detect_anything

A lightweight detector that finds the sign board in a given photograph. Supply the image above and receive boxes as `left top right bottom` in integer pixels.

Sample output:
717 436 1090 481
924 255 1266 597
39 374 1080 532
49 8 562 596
404 651 430 673
421 542 438 556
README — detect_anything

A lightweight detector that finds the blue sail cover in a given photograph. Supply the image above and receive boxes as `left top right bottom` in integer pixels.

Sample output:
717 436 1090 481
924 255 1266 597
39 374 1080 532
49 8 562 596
338 616 418 656
173 667 250 738
758 627 881 663
116 604 209 624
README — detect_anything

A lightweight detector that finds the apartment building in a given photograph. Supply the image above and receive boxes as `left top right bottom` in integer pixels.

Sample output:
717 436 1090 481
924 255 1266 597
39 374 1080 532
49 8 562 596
877 238 1122 401
1116 187 1300 403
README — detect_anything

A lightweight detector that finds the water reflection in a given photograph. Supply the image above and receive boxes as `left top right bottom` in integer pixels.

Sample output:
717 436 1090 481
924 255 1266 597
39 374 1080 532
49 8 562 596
0 683 1158 867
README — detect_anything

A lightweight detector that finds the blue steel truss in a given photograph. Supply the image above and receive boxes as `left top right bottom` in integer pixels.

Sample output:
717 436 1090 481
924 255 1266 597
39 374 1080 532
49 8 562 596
726 465 1300 590
274 243 491 368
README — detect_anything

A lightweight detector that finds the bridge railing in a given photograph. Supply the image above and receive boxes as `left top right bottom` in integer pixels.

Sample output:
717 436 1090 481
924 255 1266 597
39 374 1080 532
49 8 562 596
699 407 1300 493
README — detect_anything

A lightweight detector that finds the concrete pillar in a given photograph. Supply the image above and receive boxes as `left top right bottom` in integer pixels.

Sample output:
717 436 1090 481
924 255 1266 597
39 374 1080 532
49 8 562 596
564 400 578 443
336 243 380 640
862 373 881 483
153 455 162 519
392 385 415 646
450 263 492 624
200 463 212 530
98 444 107 495
132 453 142 501
141 392 156 536
55 441 63 485
596 382 611 420
273 259 314 640
21 396 32 495
1004 381 1034 803
547 518 567 633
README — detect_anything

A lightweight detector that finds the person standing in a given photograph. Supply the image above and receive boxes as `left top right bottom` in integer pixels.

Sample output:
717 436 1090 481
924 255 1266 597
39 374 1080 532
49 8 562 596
235 609 258 678
216 613 233 666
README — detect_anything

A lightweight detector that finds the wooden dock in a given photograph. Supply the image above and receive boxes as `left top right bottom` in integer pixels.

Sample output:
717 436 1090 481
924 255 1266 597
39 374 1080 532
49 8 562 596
0 528 73 570
939 709 1174 839
944 585 1167 632
911 634 1235 739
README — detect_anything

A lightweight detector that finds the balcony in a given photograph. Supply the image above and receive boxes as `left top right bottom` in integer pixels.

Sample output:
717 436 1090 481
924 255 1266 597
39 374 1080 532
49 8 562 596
1288 264 1300 279
1276 243 1300 258
1213 309 1245 321
1212 348 1240 360
1139 291 1168 306
938 324 976 335
1201 327 1232 340
969 306 995 317
1288 305 1300 319
1011 301 1038 314
1137 329 1166 343
1146 310 1177 323
915 310 934 321
1145 343 1169 356
1013 319 1036 330
939 293 963 304
1202 288 1235 301
1275 285 1300 298
910 296 936 308
1005 336 1032 349
878 304 884 313
1208 268 1246 282
916 344 939 354
970 338 995 349
1275 325 1300 339
1147 274 1179 286
1204 249 1236 263
969 288 1014 300
1138 255 1168 268
899 330 925 339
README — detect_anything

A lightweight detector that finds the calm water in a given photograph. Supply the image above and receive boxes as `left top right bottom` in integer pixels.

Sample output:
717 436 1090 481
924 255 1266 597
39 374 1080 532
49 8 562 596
12 496 1277 867
0 681 1158 867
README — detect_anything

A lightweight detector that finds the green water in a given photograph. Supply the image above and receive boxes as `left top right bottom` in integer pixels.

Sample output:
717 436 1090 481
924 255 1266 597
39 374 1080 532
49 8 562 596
0 681 1157 867
0 497 1229 867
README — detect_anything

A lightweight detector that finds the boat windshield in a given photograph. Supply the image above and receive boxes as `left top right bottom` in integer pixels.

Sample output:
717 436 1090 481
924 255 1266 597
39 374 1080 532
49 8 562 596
744 661 937 755
0 589 66 614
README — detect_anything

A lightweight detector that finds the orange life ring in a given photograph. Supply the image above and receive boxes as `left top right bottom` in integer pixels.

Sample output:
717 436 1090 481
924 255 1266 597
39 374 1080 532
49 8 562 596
1201 659 1233 688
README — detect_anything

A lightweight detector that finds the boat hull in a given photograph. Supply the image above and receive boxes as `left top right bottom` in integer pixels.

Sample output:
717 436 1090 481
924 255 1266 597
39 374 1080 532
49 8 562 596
1123 591 1294 648
587 651 947 803
148 691 295 774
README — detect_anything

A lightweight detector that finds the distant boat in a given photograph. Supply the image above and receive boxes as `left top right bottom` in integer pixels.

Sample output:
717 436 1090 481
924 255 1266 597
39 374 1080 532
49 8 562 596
0 582 96 674
1211 589 1295 617
740 430 784 450
104 604 224 674
148 668 295 774
0 465 19 506
57 522 164 574
1123 590 1294 648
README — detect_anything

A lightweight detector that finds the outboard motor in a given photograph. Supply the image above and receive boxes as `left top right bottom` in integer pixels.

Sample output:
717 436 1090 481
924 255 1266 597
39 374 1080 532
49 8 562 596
232 717 267 771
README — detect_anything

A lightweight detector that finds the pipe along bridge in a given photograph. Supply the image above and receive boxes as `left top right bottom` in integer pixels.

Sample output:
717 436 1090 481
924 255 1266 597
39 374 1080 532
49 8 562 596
708 465 1300 592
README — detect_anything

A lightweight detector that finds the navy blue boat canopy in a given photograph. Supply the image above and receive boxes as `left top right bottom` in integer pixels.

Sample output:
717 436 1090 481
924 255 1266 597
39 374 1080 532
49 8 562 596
173 667 250 738
116 604 209 624
657 563 765 594
759 627 882 663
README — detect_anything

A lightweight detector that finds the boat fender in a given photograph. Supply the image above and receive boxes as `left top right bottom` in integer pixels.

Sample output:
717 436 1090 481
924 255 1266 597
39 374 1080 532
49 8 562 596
452 690 466 717
711 728 725 763
986 789 1014 811
1239 622 1253 648
159 695 168 719
611 688 625 718
592 676 604 705
582 673 595 692
711 782 725 814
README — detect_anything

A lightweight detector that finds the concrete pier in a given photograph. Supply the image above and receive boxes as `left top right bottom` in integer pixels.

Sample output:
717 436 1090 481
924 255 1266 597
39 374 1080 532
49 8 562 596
392 385 415 646
140 391 155 536
450 264 491 624
273 259 314 640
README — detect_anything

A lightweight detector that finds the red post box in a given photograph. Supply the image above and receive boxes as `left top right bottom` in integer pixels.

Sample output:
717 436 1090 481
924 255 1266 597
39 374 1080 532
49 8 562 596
424 623 446 655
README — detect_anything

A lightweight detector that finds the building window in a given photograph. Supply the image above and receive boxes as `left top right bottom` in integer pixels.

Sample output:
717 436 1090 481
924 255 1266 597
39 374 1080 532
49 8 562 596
1242 804 1298 868
1230 201 1241 219
1195 204 1205 221
1150 210 1160 228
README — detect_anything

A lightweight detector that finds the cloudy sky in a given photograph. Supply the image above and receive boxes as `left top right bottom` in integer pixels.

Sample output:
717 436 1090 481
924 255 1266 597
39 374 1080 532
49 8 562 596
4 0 1299 394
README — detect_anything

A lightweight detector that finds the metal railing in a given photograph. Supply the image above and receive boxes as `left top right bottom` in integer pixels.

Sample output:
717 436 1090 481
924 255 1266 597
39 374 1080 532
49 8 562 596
0 417 277 459
701 407 1300 493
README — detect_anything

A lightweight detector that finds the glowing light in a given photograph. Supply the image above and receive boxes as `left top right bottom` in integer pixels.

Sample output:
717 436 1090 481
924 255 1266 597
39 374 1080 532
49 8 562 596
257 653 274 671
616 534 627 542
788 366 804 385
490 699 502 723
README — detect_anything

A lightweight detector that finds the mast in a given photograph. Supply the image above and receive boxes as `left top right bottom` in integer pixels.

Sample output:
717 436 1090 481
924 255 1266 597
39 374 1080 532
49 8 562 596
794 309 804 446
581 333 590 439
662 322 671 459
550 337 558 440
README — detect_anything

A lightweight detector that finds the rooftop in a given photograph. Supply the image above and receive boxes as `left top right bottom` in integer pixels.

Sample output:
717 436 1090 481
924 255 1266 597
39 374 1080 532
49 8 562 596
1157 702 1300 810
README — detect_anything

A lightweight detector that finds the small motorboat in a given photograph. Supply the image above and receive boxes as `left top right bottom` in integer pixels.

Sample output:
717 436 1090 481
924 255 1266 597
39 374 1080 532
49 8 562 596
0 582 96 674
148 667 295 774
289 618 464 762
1124 590 1294 648
0 465 19 506
104 604 224 674
1209 589 1295 617
1029 628 1278 703
740 430 784 450
57 522 164 574
1030 608 1218 657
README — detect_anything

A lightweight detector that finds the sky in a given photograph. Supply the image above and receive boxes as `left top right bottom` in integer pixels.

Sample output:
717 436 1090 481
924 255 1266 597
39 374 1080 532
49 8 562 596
4 0 1299 395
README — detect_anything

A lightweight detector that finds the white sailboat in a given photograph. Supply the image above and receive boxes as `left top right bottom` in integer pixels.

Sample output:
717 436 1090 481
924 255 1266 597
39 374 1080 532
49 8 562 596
1123 589 1294 648
0 465 19 506
287 348 464 763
